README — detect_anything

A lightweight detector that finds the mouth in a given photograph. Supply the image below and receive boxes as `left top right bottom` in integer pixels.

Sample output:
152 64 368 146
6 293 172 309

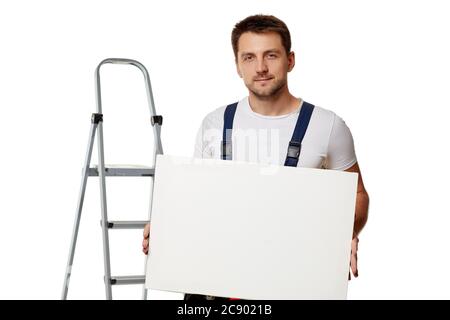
254 77 274 83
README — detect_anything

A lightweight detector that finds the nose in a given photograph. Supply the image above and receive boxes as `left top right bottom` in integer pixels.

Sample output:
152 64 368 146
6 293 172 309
256 57 268 74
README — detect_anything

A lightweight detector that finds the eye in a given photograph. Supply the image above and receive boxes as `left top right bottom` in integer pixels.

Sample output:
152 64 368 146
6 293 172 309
267 53 278 59
243 55 254 62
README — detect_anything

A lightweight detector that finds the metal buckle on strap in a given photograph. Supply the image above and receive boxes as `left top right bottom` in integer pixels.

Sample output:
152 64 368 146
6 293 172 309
287 141 301 159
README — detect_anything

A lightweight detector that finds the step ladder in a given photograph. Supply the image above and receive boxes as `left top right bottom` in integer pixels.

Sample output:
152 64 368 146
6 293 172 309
61 58 163 300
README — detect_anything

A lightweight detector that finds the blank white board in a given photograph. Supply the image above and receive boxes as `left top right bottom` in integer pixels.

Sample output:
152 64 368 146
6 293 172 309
145 155 358 300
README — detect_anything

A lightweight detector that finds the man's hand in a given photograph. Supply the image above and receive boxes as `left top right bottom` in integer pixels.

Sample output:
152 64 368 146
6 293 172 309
344 163 367 280
349 236 359 279
142 223 150 255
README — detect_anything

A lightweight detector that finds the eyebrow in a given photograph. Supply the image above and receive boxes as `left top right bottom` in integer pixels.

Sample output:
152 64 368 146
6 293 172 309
240 48 282 58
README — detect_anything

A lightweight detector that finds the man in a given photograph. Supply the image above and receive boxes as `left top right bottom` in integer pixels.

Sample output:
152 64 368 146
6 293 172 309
143 14 369 300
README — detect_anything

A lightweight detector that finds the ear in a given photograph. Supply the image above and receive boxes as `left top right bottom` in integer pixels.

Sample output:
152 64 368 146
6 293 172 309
287 51 295 72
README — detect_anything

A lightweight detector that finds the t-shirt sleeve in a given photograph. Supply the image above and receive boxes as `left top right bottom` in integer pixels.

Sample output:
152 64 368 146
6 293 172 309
324 114 357 170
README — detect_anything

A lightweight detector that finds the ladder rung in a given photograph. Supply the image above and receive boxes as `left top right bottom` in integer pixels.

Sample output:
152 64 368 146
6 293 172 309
88 165 155 177
110 275 145 285
103 220 149 229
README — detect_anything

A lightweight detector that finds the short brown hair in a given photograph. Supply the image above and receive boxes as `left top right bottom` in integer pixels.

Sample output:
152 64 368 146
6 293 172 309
231 15 291 60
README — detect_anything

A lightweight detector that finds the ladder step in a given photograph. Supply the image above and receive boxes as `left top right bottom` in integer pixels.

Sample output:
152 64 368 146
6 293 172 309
88 164 155 177
110 275 145 285
103 220 149 229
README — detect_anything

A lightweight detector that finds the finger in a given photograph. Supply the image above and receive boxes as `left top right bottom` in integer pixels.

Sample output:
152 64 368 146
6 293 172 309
352 238 358 254
142 239 149 255
352 236 359 252
351 251 358 277
351 237 359 277
143 223 150 238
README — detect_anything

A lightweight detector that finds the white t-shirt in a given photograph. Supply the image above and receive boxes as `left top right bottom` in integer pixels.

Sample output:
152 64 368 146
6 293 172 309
194 97 357 170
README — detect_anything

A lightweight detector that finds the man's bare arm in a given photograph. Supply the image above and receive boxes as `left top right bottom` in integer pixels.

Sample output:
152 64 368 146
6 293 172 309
345 162 369 278
345 162 369 237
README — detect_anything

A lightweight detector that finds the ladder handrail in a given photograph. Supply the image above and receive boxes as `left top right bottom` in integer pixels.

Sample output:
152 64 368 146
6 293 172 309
94 58 163 155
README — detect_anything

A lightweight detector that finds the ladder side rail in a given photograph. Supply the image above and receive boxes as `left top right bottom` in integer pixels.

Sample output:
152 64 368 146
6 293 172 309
62 117 100 299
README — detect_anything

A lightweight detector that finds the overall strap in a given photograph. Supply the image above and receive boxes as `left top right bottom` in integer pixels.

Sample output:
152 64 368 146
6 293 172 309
284 101 315 167
221 102 238 160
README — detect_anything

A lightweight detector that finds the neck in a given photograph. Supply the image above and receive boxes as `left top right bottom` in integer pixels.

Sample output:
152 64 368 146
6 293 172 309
248 86 300 116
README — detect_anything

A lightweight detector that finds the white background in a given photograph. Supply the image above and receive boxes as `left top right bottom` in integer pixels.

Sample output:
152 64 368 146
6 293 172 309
0 0 449 299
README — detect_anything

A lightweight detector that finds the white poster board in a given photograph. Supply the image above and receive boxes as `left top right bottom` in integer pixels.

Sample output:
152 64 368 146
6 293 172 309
145 155 358 300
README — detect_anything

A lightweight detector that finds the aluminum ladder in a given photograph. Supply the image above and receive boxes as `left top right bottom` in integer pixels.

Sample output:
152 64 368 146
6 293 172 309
61 58 162 299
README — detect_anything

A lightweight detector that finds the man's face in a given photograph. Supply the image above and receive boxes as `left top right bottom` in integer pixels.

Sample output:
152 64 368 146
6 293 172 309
235 31 294 99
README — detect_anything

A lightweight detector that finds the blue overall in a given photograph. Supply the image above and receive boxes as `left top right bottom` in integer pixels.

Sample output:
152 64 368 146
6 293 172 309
221 101 315 165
